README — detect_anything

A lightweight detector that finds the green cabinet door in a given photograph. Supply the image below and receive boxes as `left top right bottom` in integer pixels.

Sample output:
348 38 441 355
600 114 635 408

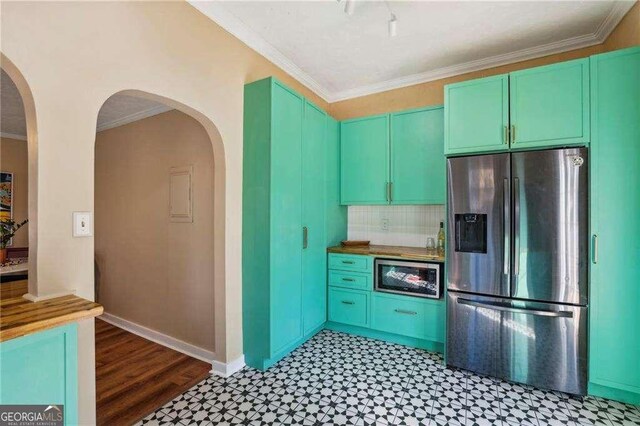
340 115 389 204
445 74 509 155
270 82 304 354
0 325 78 425
302 101 327 335
589 47 640 405
325 117 348 246
391 106 445 204
510 58 589 149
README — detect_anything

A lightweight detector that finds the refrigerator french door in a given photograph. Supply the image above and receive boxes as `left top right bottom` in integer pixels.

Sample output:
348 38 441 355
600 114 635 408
446 147 589 395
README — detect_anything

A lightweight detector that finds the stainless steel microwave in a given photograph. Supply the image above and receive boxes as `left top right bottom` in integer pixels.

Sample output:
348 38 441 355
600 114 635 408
374 258 442 299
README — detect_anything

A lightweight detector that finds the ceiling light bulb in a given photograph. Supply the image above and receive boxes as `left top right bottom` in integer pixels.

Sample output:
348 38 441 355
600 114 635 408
344 0 355 15
389 15 397 37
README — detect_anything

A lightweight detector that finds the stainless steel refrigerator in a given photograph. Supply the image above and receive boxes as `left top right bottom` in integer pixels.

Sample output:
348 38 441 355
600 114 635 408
446 147 588 395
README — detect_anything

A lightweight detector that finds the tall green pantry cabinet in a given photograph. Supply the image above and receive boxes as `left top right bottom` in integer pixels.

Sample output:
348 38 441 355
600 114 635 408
589 46 640 405
242 78 346 370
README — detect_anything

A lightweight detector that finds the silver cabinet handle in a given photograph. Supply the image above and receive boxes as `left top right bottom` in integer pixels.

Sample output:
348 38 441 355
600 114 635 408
303 226 308 249
513 177 520 277
342 260 354 265
503 178 510 276
389 182 393 202
457 298 573 318
592 234 598 264
342 277 355 282
394 309 417 315
504 125 509 145
341 300 355 305
385 182 389 202
511 125 516 143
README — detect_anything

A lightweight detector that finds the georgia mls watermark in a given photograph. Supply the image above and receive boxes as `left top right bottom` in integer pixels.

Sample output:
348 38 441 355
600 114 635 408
0 405 64 426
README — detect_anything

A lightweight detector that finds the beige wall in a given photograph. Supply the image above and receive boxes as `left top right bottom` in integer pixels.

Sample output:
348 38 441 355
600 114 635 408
95 110 215 352
1 1 638 423
0 137 28 247
0 2 333 423
329 2 640 120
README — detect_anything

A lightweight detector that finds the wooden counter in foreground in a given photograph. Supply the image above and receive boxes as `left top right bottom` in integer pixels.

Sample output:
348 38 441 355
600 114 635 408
0 280 103 342
327 244 445 262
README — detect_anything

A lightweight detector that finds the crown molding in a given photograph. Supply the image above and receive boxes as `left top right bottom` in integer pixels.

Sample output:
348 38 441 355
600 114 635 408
192 1 634 102
188 1 333 102
0 132 27 141
96 104 173 133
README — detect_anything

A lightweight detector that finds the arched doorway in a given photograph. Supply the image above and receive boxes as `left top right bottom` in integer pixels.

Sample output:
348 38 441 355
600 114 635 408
92 90 225 424
0 54 38 296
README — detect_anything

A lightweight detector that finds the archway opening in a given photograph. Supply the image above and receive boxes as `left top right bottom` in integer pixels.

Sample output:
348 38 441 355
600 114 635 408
0 56 37 295
93 91 223 425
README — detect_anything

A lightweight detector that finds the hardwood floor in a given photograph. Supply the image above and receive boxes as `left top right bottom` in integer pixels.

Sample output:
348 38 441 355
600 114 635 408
95 318 212 426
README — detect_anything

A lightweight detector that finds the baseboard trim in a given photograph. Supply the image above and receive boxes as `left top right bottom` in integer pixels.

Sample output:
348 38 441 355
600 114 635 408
99 312 244 377
212 355 246 378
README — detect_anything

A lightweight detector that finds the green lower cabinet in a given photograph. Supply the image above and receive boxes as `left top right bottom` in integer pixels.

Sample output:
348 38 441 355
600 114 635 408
328 288 370 328
327 253 445 353
371 293 444 343
328 270 372 291
588 46 640 405
0 324 78 425
328 254 373 273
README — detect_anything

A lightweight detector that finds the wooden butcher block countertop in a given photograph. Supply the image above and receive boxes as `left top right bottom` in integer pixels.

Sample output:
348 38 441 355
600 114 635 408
0 280 103 342
327 244 445 263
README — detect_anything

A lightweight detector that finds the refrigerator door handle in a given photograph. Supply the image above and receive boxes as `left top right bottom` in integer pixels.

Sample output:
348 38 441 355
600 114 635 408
513 177 521 277
503 178 510 276
457 298 573 318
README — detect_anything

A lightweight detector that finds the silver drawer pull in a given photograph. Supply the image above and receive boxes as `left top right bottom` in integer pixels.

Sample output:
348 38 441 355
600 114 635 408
458 298 573 318
342 278 355 282
342 260 355 264
341 300 355 305
394 309 417 315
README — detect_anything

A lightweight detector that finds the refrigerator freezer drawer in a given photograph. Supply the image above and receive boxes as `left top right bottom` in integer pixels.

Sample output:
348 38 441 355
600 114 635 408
447 292 587 395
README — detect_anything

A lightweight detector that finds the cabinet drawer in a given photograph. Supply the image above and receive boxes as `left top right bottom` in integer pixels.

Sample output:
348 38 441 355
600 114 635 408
328 288 369 327
328 254 372 272
329 270 372 291
371 293 444 342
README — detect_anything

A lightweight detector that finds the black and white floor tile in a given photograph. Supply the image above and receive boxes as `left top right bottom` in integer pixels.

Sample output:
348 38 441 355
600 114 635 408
138 330 640 426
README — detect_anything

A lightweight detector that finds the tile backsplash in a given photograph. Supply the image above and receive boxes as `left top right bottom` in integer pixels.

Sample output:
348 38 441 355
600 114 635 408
347 205 445 248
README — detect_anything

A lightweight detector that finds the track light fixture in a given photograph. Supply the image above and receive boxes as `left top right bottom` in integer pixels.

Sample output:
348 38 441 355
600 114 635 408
344 0 355 15
338 0 397 37
388 14 397 37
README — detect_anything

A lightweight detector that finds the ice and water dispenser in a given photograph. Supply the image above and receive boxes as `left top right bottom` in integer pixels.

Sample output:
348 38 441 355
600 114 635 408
454 213 487 254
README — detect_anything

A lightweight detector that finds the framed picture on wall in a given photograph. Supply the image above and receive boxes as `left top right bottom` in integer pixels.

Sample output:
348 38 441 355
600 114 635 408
0 172 13 221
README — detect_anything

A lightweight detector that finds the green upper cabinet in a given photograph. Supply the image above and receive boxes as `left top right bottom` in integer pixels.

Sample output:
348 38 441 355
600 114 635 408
391 106 445 204
588 47 640 405
444 74 509 155
444 57 590 156
340 114 390 204
510 58 589 149
340 108 445 205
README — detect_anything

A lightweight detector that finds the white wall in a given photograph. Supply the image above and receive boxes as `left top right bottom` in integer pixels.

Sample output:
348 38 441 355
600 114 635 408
348 205 445 248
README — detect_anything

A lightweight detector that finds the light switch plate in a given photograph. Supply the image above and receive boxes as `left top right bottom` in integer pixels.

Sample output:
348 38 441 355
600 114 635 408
73 212 93 237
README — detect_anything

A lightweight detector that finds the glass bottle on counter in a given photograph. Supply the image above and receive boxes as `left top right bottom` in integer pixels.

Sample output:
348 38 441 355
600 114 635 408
437 221 445 257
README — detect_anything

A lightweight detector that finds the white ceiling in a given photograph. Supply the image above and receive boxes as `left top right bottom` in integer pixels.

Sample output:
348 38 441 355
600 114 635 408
190 0 636 102
0 70 172 140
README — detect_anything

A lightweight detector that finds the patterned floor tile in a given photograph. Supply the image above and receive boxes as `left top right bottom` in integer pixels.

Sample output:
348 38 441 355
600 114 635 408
137 329 640 426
